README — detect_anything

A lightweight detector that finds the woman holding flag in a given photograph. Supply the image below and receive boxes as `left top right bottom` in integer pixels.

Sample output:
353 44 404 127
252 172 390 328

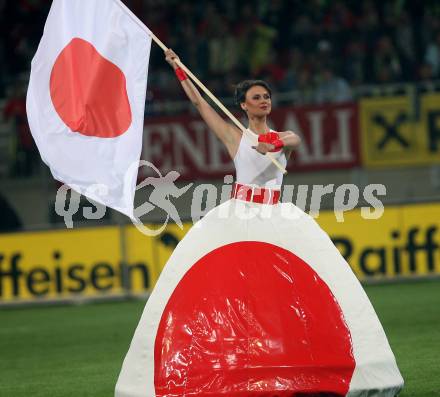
164 49 301 164
115 50 403 397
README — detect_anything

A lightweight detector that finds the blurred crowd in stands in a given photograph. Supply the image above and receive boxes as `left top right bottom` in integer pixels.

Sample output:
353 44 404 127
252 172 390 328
134 0 440 101
0 0 440 177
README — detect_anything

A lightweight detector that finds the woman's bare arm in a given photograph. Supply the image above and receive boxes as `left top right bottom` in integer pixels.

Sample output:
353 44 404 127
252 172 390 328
278 131 301 149
253 131 301 157
165 49 241 159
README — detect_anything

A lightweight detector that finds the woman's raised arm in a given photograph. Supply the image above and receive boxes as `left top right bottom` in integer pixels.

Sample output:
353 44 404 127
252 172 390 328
164 49 241 159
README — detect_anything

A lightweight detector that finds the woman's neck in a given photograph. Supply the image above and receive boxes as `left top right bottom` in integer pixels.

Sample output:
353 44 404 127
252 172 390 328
248 116 269 135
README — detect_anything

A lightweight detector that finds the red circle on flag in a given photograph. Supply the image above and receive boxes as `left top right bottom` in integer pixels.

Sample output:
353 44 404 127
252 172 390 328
154 241 355 397
50 38 132 138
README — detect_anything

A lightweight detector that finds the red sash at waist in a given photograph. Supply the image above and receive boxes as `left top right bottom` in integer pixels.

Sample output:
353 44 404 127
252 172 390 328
231 183 280 205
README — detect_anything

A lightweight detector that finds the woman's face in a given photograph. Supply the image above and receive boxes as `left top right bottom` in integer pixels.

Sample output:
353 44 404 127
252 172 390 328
241 85 272 117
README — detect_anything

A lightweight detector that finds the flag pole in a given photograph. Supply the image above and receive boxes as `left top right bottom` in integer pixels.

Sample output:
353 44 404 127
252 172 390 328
146 30 288 174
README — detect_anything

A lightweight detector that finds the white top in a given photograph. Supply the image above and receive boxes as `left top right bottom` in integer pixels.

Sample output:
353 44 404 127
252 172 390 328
233 129 287 188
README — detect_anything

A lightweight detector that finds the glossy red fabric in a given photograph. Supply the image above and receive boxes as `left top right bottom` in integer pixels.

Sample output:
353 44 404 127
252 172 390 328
154 241 355 397
50 38 132 138
258 132 283 152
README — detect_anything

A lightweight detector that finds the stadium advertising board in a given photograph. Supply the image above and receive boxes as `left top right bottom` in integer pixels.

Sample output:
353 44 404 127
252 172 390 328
0 227 125 302
317 203 440 279
0 203 438 303
0 224 190 303
360 93 440 167
142 103 360 179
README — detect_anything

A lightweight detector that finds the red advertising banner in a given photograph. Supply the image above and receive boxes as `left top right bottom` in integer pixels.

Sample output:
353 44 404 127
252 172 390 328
142 103 359 179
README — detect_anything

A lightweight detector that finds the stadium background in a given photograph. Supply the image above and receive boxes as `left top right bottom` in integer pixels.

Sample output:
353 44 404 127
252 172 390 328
0 0 439 396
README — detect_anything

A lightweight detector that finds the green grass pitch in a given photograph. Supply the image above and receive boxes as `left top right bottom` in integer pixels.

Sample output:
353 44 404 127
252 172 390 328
0 280 439 397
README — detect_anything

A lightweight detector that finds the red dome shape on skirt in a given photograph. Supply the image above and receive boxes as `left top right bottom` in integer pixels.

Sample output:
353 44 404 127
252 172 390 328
154 241 355 397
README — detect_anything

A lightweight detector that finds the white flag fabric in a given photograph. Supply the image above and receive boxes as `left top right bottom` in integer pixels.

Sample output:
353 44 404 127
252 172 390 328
27 0 151 218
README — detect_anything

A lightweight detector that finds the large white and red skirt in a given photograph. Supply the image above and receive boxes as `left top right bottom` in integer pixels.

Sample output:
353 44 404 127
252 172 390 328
115 199 404 397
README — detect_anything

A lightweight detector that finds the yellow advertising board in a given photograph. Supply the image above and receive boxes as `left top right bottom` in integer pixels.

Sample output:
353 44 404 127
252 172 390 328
1 203 439 303
316 203 440 279
0 224 192 303
0 226 123 302
360 93 440 167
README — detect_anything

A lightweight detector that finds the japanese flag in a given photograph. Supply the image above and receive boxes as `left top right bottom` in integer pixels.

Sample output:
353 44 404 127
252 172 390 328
26 0 152 218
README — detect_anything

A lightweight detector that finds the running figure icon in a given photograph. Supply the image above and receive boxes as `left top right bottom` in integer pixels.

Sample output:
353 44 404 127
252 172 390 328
133 161 193 236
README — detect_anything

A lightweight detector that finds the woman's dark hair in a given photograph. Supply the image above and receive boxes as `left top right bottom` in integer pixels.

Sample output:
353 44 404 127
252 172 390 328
234 80 272 106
